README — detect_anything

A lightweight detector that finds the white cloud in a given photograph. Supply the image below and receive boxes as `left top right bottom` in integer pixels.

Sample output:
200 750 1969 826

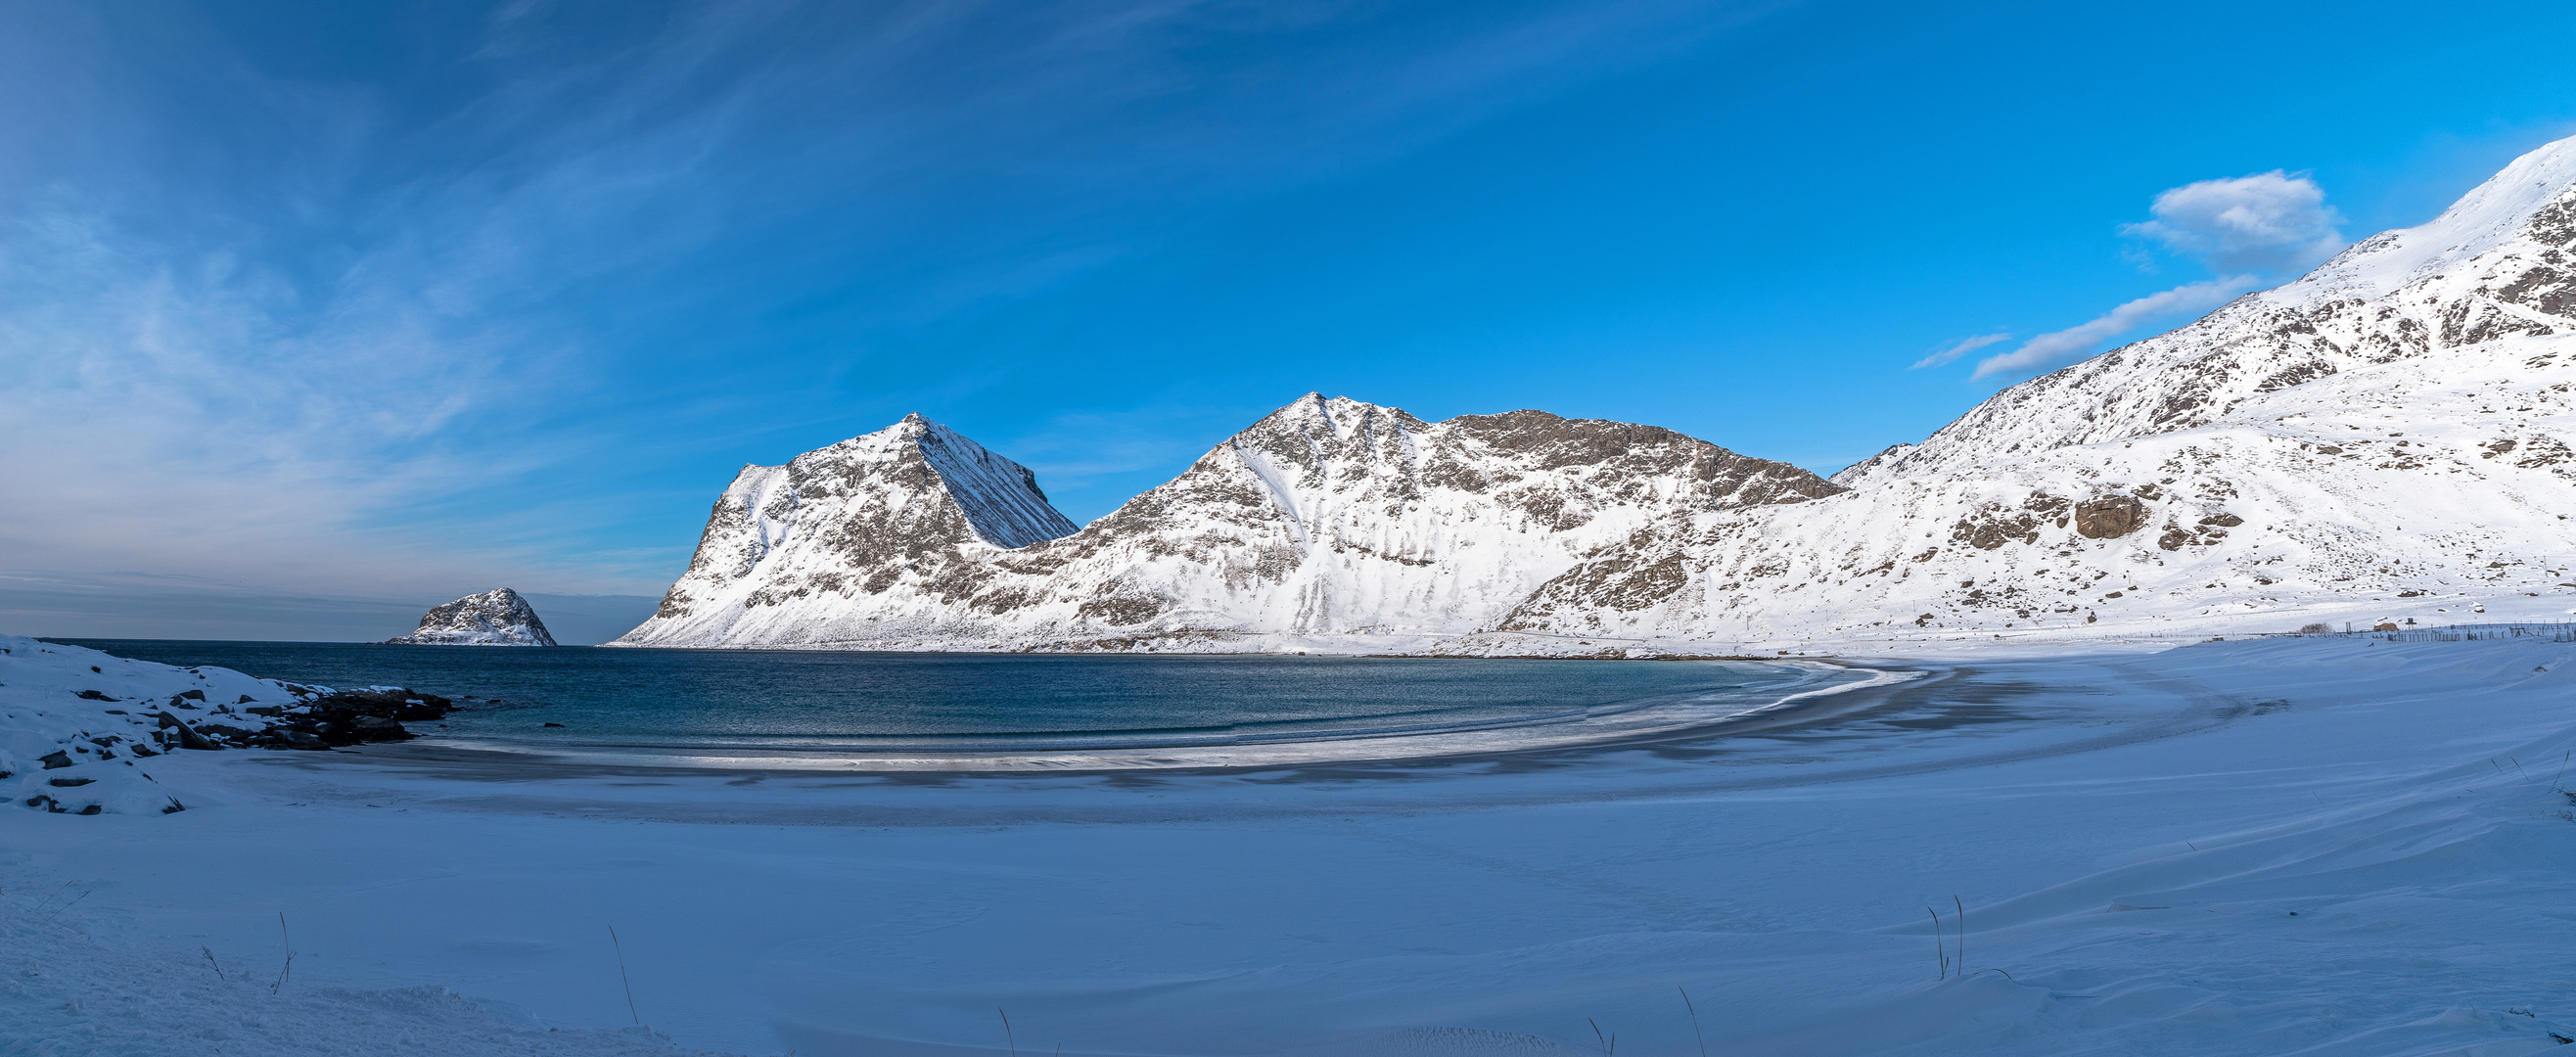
1910 332 2010 370
1971 276 2260 380
1945 170 2346 382
2121 170 2346 275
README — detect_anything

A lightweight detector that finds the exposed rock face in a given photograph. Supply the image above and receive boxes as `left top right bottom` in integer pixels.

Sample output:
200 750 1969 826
2072 495 2148 539
385 588 558 646
616 396 1838 649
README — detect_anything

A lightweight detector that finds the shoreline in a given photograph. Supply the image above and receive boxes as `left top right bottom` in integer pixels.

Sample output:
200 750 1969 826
304 660 1932 778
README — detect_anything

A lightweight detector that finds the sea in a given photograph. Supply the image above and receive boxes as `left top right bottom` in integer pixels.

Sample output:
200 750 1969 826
47 640 1840 758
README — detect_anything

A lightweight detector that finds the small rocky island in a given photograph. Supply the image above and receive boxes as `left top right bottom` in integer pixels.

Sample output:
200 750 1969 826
383 587 559 646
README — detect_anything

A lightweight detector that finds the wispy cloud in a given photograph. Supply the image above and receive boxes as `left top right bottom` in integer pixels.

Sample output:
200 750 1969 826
1970 276 2259 380
1910 332 2009 370
1 0 1766 612
2121 170 2346 274
1965 169 2346 381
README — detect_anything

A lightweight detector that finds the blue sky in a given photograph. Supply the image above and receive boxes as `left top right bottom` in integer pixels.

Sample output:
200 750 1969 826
5 0 2576 638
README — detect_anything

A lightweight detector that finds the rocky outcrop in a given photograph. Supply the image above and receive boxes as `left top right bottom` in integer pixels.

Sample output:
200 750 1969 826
385 588 558 646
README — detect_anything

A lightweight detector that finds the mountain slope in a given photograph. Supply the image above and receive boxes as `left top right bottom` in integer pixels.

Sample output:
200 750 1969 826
617 395 1838 649
1850 134 2576 486
619 414 1079 647
1494 134 2576 649
621 133 2576 654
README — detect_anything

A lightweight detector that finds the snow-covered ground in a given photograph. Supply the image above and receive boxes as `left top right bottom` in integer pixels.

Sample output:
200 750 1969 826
9 632 2576 1055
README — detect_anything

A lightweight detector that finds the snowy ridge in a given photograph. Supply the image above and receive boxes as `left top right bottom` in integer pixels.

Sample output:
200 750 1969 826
618 394 1837 650
384 587 559 646
1507 332 2576 648
1853 133 2576 485
1480 133 2576 650
618 413 1081 647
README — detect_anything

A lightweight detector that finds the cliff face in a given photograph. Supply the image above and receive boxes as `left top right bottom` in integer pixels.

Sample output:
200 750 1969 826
385 588 558 646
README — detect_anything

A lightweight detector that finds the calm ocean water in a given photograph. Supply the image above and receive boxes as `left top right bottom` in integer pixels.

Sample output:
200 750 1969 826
50 640 1808 752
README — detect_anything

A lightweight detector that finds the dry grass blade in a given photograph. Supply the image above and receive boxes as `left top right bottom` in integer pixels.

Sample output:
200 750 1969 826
1679 987 1707 1057
609 925 639 1026
272 912 294 994
1955 895 1966 972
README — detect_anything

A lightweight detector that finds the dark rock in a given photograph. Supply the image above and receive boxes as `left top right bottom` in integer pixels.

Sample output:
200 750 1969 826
256 688 444 746
39 751 72 769
152 713 220 752
74 689 115 702
543 721 565 727
176 689 205 701
2073 495 2148 539
48 777 94 788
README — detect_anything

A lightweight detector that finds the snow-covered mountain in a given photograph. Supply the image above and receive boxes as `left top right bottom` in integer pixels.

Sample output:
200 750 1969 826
622 133 2576 654
616 396 1838 649
386 588 559 646
1505 133 2576 649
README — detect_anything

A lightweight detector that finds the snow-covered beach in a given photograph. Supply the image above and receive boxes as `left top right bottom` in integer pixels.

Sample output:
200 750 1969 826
10 632 2576 1055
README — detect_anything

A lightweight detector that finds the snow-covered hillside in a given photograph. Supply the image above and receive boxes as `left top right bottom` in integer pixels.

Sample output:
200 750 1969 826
1852 133 2576 483
385 587 560 646
616 396 1838 649
1511 332 2576 646
620 133 2576 654
1500 134 2576 649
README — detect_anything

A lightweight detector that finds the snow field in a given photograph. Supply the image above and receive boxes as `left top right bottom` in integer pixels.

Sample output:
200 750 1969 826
8 635 2576 1053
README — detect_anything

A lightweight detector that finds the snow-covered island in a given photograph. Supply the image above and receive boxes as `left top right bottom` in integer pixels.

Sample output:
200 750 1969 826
385 587 560 646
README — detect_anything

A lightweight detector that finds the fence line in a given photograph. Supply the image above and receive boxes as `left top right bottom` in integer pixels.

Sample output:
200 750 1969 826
2315 620 2576 644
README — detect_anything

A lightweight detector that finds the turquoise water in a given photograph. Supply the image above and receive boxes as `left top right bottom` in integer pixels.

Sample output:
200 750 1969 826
51 640 1808 752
